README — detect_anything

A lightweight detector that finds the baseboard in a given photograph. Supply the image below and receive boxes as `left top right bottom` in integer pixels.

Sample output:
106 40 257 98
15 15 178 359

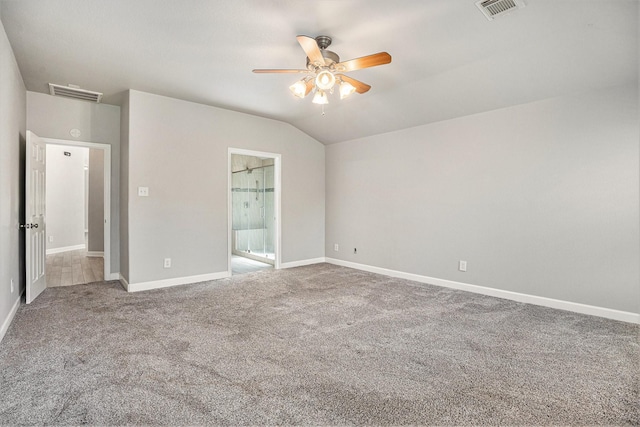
124 271 231 293
108 272 120 281
86 251 104 258
119 274 129 291
0 295 21 344
280 257 327 269
46 244 86 255
325 258 640 325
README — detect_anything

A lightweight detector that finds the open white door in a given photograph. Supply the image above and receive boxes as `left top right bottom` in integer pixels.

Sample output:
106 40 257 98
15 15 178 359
24 131 46 303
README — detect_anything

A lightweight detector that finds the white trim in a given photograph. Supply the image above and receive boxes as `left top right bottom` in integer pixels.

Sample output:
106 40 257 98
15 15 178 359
107 272 120 281
274 157 282 270
42 137 112 283
280 257 327 269
228 148 282 276
325 258 640 325
0 296 21 344
86 251 104 258
119 274 129 291
124 271 231 293
46 244 86 255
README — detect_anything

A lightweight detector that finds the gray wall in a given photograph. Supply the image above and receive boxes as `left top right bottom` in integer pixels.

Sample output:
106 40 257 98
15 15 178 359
26 91 121 274
88 148 104 252
0 15 25 335
45 144 87 251
124 90 325 284
325 84 639 314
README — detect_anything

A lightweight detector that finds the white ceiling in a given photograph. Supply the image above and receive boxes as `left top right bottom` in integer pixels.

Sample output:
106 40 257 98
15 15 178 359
1 0 637 144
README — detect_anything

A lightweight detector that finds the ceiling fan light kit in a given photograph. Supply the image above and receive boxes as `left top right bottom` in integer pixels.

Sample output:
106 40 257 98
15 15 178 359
312 90 329 105
254 35 392 111
289 77 312 98
315 70 336 91
339 81 356 99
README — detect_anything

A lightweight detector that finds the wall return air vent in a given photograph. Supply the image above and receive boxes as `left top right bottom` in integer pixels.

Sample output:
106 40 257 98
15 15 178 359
476 0 525 21
48 83 103 103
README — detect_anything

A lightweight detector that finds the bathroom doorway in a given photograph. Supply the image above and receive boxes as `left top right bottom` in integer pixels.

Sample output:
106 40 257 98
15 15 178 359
228 149 281 275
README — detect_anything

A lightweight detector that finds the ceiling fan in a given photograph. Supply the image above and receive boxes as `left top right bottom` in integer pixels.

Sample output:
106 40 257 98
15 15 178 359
253 35 392 106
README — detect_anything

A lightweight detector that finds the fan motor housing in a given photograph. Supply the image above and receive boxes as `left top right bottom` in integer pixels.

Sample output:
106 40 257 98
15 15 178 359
305 35 340 70
307 50 340 70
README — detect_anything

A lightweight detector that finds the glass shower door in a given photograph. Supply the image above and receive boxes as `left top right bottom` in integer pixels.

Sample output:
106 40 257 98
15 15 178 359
232 164 274 264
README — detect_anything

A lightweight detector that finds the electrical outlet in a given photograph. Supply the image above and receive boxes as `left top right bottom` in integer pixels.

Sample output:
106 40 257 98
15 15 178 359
164 258 171 268
334 244 339 252
459 260 467 272
48 235 53 243
10 278 14 293
138 186 149 197
354 248 357 254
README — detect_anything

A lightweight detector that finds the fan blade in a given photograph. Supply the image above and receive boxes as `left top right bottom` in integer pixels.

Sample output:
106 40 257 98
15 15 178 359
253 69 309 73
337 74 371 94
303 78 315 97
337 52 392 72
297 35 325 67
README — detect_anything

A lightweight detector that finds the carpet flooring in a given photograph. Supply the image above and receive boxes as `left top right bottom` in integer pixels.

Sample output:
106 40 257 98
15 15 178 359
1 263 638 425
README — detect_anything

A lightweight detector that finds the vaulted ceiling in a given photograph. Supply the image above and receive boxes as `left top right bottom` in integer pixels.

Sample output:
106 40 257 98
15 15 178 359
1 0 637 144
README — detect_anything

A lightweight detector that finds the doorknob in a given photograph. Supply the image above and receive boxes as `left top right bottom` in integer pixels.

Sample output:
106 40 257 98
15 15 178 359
19 223 38 229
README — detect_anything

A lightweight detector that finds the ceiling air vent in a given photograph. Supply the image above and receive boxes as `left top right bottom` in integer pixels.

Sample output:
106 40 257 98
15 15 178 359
48 83 103 103
475 0 525 21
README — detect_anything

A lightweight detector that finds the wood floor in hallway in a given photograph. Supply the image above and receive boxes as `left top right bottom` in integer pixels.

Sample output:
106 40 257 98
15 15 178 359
45 248 104 287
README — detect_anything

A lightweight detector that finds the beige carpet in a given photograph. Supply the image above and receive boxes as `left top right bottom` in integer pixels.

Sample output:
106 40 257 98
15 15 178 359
1 263 638 425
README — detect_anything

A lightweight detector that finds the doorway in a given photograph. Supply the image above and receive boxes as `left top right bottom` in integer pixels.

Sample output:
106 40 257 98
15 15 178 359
44 144 103 286
43 137 111 284
228 149 281 276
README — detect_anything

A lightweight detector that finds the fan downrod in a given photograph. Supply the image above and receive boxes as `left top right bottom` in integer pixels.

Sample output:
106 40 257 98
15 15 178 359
315 36 332 50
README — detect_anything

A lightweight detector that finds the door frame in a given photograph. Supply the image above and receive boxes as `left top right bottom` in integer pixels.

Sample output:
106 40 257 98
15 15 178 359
228 148 281 274
43 137 112 281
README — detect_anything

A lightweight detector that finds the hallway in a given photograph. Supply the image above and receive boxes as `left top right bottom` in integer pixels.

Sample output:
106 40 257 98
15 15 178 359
45 249 104 287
